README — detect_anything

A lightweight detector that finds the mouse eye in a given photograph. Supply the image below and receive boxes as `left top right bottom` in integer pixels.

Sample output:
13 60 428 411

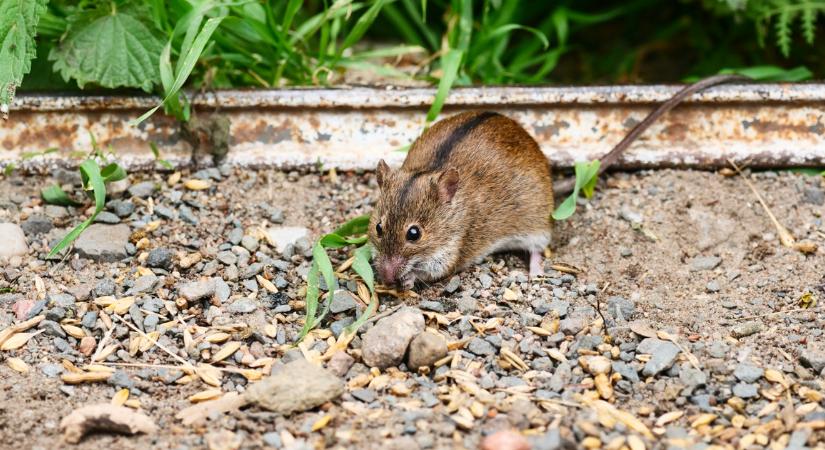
406 225 421 242
375 222 383 238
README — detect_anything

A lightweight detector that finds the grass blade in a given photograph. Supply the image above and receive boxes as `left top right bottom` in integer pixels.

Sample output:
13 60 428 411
313 241 338 292
41 185 80 206
426 48 463 123
352 244 374 292
332 214 371 237
297 261 321 339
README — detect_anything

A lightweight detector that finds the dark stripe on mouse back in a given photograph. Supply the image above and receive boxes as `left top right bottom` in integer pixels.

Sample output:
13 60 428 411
398 111 499 206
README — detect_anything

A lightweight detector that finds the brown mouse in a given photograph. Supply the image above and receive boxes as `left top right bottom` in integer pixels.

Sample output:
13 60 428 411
369 74 746 289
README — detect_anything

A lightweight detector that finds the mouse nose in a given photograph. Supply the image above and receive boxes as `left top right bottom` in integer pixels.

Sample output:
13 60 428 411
377 255 406 285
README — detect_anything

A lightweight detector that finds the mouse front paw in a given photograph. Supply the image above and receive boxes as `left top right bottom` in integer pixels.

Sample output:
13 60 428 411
400 273 416 291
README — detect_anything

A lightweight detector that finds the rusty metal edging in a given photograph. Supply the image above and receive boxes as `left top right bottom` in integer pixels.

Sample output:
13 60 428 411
3 83 825 172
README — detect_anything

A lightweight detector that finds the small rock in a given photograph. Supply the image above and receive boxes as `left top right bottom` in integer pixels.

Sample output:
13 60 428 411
227 298 258 314
559 317 585 335
147 247 175 269
351 388 377 403
407 332 448 370
244 359 345 415
732 383 758 398
606 296 635 320
480 430 530 450
108 200 135 218
468 337 497 356
679 365 707 392
128 181 156 198
241 235 259 252
228 228 243 245
612 361 640 383
799 345 825 373
22 215 53 235
619 207 643 224
74 224 131 262
0 223 28 258
733 363 763 383
731 321 762 338
582 355 611 375
329 290 358 314
444 276 461 294
81 311 98 329
803 187 824 205
262 432 282 449
419 300 444 313
361 307 425 369
45 205 69 219
59 404 157 444
690 255 722 271
326 351 355 377
637 338 680 376
93 211 121 224
178 278 216 301
94 278 116 297
79 336 96 356
130 275 158 295
478 273 493 288
265 227 310 253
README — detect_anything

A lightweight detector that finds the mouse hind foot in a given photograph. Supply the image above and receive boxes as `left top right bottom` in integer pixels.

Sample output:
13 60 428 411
529 250 544 278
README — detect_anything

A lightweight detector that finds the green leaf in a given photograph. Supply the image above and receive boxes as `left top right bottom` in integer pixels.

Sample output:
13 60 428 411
485 24 549 49
426 48 463 123
332 214 371 237
100 163 126 183
131 15 225 126
552 160 600 220
297 260 320 340
149 142 174 170
336 0 390 60
718 65 812 82
312 241 338 292
0 0 47 114
49 4 164 92
352 244 375 293
41 184 81 207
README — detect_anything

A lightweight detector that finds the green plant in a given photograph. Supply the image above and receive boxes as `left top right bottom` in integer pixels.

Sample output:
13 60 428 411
298 214 377 342
43 136 127 258
552 160 600 221
0 0 48 118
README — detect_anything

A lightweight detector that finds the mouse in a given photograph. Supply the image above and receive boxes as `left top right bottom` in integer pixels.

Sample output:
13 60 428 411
369 74 746 289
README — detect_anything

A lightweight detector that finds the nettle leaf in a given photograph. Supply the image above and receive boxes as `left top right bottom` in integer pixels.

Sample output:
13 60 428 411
0 0 47 115
49 4 164 92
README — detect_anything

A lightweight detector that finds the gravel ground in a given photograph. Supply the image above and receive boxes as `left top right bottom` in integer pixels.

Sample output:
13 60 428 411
0 167 823 450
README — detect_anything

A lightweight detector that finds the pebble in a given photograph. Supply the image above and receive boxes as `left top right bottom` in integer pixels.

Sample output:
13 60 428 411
130 274 158 294
22 215 53 235
154 205 176 220
74 224 131 262
326 351 355 377
95 278 117 297
361 307 425 369
245 359 345 415
128 181 156 198
50 293 75 308
228 298 258 314
262 432 282 449
559 317 585 335
228 228 244 245
351 388 377 403
606 296 635 320
45 205 68 219
418 300 444 313
478 273 493 288
144 315 159 332
214 278 231 303
147 247 175 269
108 370 135 390
178 278 216 301
733 363 763 383
480 430 530 450
799 346 825 373
329 290 359 314
637 338 680 376
179 205 198 224
706 280 721 293
732 382 758 398
81 311 98 329
690 255 722 271
0 223 29 258
802 187 824 205
41 363 64 378
406 332 448 370
730 321 762 338
612 361 640 383
467 337 497 356
241 235 259 252
265 226 310 253
443 276 461 294
108 200 135 217
94 211 121 224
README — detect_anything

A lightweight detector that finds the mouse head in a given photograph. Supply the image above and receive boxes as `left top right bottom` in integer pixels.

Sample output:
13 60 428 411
368 160 464 289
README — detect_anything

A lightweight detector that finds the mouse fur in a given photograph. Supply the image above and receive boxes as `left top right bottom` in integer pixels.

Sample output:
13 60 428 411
369 111 553 289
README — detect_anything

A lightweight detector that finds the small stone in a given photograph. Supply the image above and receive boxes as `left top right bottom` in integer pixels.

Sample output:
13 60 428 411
418 300 444 313
81 311 98 329
731 321 762 338
478 273 493 288
679 365 707 392
46 307 67 321
179 205 198 224
799 345 825 373
732 383 758 398
690 255 722 271
582 355 611 375
444 276 461 294
706 280 721 293
0 223 29 258
606 296 635 320
407 332 448 370
216 251 238 266
147 247 175 269
143 315 159 332
637 338 680 377
620 207 643 224
109 200 135 217
94 211 121 224
245 359 345 415
74 224 131 262
228 298 257 314
326 351 355 377
262 432 282 449
803 187 824 205
228 228 243 246
480 430 530 450
241 235 259 252
39 319 67 337
79 336 96 356
351 388 377 403
45 205 69 219
154 206 175 220
130 275 158 295
128 181 156 198
612 361 640 383
50 293 76 308
548 362 572 392
41 363 64 378
467 337 496 356
733 363 763 383
361 307 425 369
95 278 116 297
214 279 230 303
559 317 585 335
456 294 478 314
265 227 310 253
178 279 216 301
22 215 53 235
548 300 569 317
329 290 358 314
108 370 135 390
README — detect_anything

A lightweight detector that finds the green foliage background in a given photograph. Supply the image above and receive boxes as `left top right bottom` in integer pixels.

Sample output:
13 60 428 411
3 0 824 114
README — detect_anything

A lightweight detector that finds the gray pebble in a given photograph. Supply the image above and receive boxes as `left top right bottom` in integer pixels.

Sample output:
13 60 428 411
154 205 176 220
351 388 377 403
128 181 156 198
94 211 121 224
443 276 461 294
22 215 53 236
690 255 722 271
228 298 258 314
147 247 175 269
732 382 758 398
467 337 496 356
733 363 763 383
41 363 64 378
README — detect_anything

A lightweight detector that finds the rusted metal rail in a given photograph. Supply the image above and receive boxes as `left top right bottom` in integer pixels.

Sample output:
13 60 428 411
3 83 824 172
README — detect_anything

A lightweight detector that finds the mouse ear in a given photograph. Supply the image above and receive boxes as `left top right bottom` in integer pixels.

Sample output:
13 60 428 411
376 159 390 189
437 167 459 203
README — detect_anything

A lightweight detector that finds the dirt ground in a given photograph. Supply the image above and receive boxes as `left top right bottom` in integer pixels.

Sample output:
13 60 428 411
0 167 823 450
